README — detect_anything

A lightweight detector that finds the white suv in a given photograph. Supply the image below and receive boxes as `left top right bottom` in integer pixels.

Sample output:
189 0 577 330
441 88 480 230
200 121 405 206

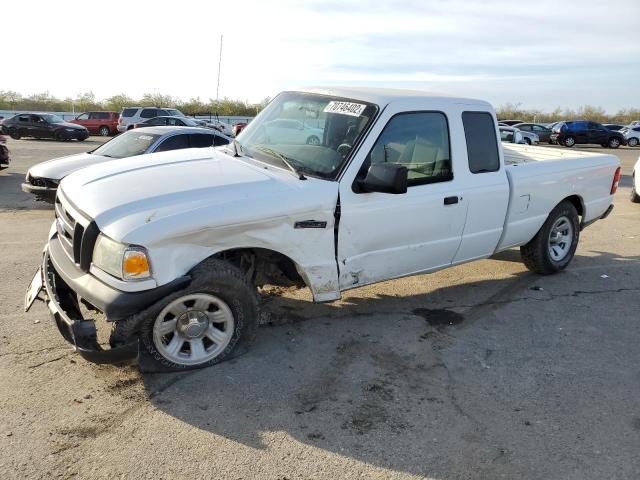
117 107 187 133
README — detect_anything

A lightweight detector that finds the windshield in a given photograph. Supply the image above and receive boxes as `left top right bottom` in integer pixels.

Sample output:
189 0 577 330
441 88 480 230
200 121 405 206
92 131 161 159
165 109 185 117
236 92 378 179
43 114 65 124
181 117 199 126
552 123 565 133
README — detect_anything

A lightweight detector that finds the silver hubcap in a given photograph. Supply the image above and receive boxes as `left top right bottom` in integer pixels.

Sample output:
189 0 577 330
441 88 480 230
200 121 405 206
100 127 109 136
548 216 573 262
610 139 619 147
153 293 234 365
629 138 638 147
565 137 575 146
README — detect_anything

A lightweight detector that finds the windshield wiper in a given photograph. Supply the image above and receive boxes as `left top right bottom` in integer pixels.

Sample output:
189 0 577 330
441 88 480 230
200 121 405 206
253 146 306 180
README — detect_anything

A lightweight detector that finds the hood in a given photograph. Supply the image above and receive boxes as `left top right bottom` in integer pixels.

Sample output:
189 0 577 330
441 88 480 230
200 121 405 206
56 121 87 130
28 152 111 181
59 148 338 245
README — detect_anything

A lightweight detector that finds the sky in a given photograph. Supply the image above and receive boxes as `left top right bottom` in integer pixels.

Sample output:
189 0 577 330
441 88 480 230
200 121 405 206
3 0 639 112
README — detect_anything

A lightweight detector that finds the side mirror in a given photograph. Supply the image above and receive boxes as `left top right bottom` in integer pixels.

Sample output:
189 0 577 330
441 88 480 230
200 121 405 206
358 163 408 194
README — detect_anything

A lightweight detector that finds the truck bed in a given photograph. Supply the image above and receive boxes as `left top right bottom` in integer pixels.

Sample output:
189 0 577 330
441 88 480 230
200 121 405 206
496 144 619 251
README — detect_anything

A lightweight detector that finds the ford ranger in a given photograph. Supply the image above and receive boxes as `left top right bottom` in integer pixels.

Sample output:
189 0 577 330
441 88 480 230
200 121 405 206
24 87 620 372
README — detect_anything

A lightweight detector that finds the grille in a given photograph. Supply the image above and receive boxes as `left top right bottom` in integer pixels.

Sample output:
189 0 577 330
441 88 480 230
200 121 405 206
54 196 85 264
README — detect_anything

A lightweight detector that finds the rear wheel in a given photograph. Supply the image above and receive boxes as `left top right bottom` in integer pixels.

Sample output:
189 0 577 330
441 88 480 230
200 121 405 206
306 135 321 145
631 174 640 203
54 131 65 142
563 136 575 147
524 137 532 145
9 128 21 140
520 201 580 274
627 137 638 147
99 126 110 136
608 137 621 149
135 258 258 372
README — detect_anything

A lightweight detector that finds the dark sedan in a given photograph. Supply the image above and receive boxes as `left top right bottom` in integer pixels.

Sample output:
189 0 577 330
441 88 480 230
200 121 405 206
512 122 553 143
1 113 89 141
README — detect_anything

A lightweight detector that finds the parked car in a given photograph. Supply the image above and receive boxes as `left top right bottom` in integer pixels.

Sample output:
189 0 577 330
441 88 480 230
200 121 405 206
0 134 9 170
512 123 553 143
70 112 119 136
22 126 231 202
498 119 525 126
499 126 538 145
550 120 626 148
117 107 188 133
632 156 640 203
603 124 626 132
2 113 89 141
132 116 203 129
622 125 640 147
232 122 248 136
24 87 619 371
263 119 324 145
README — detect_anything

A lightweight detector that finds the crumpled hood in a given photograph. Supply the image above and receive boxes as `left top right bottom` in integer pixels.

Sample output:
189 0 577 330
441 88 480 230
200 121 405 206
28 152 110 181
59 148 338 246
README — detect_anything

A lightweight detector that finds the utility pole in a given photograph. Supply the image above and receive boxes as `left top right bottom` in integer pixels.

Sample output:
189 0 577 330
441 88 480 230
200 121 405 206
215 34 223 119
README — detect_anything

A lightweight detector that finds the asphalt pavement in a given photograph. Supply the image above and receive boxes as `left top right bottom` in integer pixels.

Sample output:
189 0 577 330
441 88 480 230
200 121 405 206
1 137 639 479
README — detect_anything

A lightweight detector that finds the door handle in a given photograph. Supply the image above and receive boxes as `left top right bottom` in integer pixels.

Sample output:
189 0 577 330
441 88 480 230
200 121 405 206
444 196 459 205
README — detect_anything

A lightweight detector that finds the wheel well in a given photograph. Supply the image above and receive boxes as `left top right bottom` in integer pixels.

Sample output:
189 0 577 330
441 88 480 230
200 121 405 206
212 248 306 289
563 195 584 217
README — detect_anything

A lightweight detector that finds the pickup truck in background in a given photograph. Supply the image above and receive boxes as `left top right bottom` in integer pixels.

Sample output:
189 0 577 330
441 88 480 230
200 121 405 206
24 87 620 372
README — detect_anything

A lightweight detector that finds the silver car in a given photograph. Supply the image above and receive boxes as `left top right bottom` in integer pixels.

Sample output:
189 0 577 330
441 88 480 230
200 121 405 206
22 126 231 203
499 126 539 145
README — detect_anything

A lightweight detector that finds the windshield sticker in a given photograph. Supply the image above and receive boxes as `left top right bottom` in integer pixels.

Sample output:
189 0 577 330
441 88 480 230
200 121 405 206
323 101 367 117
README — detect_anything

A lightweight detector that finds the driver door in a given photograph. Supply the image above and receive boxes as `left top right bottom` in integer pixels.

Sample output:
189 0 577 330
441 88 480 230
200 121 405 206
337 105 468 289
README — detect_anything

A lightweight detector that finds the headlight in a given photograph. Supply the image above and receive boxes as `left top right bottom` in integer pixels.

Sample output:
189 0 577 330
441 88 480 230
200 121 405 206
65 128 75 132
92 234 151 280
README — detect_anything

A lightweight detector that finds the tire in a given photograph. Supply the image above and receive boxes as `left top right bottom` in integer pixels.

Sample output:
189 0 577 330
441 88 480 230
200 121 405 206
124 258 259 372
99 126 110 136
306 135 321 145
601 143 608 148
524 137 532 145
631 174 640 203
9 128 21 140
627 137 638 147
607 137 621 149
54 131 65 142
77 137 86 142
520 200 580 275
563 136 575 147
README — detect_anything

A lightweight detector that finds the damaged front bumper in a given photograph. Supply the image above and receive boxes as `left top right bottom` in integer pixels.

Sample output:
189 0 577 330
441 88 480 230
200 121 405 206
31 237 189 364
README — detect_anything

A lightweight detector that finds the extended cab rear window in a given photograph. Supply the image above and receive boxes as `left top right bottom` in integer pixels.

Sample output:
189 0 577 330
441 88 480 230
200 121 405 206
462 111 500 174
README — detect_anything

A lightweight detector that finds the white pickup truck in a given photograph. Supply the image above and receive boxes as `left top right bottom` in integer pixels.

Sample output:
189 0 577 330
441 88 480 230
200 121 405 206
24 87 620 372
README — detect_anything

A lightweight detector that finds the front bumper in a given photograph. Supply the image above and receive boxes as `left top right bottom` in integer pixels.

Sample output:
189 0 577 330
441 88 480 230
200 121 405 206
21 182 57 203
40 235 190 363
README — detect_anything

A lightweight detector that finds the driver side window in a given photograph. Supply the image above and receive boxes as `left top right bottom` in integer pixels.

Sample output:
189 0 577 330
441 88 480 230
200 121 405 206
366 112 452 187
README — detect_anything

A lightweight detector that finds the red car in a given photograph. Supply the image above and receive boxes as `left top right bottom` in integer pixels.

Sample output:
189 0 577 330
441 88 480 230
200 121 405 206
70 111 120 136
232 122 248 136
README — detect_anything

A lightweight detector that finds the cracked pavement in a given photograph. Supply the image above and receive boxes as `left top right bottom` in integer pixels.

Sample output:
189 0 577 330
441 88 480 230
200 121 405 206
1 138 639 479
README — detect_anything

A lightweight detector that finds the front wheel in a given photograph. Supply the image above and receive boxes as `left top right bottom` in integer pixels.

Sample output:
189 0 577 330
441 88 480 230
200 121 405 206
136 258 258 372
520 201 580 274
563 136 575 147
631 174 640 203
524 137 532 145
628 137 639 147
608 137 621 149
9 128 21 140
306 135 320 145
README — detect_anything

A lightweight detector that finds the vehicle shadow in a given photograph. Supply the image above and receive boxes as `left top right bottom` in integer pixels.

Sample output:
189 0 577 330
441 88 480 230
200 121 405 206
139 250 640 478
0 172 53 210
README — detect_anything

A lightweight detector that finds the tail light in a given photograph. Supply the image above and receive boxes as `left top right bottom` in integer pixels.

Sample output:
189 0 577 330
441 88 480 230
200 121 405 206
118 117 123 125
610 166 621 194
